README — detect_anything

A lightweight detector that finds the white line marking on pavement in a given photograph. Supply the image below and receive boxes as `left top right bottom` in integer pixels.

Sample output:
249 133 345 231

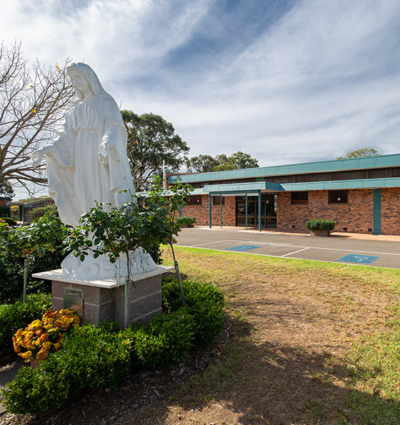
174 245 400 270
281 247 311 257
310 246 400 256
177 240 400 257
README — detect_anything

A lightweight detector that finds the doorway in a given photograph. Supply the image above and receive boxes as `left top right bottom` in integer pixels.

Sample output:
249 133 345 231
236 194 277 228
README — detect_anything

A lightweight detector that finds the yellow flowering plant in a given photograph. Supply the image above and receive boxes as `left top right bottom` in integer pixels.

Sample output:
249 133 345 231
12 309 80 363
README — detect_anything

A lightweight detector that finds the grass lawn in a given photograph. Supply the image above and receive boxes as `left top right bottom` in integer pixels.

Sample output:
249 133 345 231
133 246 400 425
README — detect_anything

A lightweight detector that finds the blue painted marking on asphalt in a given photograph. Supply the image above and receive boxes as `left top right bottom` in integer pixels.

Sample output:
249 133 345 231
226 245 262 252
337 254 379 264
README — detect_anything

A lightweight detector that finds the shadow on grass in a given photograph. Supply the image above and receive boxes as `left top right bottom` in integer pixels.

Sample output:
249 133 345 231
134 315 400 425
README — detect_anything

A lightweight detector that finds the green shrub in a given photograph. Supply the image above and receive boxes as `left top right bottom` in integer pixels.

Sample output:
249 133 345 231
163 277 224 346
2 217 17 226
0 223 8 231
0 206 10 218
0 237 69 303
306 218 336 231
127 307 195 369
177 216 196 228
0 293 52 357
147 243 163 265
1 325 131 415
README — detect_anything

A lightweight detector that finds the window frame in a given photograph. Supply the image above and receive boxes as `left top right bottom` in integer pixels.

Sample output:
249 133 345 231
328 190 349 205
291 191 309 205
185 195 203 206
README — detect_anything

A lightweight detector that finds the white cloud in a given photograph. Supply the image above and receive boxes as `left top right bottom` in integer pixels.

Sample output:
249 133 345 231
2 0 400 198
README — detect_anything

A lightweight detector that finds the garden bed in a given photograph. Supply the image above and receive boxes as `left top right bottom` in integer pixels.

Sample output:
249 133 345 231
0 318 230 425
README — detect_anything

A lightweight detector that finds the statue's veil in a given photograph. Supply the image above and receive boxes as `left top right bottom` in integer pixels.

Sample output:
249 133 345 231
67 62 112 101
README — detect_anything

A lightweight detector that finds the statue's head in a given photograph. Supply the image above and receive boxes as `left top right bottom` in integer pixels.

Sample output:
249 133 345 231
67 63 110 101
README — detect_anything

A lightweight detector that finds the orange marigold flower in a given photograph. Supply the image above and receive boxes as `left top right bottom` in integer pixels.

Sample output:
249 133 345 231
36 348 49 361
42 341 51 350
20 351 32 359
39 333 49 343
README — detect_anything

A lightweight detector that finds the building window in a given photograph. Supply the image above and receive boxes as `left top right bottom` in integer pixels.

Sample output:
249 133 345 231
291 191 308 204
213 196 225 206
328 190 349 204
185 195 202 206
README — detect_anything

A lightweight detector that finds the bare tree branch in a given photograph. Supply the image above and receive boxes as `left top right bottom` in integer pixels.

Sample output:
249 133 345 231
0 41 75 195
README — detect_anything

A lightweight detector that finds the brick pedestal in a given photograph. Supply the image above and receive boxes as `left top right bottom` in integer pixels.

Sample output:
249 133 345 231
33 265 173 328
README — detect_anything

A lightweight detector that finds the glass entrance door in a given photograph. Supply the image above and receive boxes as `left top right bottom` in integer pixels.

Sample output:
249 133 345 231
236 194 277 228
263 194 277 228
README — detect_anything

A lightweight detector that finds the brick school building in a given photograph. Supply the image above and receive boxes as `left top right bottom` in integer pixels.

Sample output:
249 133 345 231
168 154 400 235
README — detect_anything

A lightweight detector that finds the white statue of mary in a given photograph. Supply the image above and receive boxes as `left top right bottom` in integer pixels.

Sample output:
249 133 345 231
32 63 156 280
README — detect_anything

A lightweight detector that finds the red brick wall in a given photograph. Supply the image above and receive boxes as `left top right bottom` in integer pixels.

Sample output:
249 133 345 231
381 188 400 235
181 195 236 226
179 189 400 235
277 189 374 234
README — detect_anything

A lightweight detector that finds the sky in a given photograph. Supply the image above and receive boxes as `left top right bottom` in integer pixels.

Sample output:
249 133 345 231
2 0 400 199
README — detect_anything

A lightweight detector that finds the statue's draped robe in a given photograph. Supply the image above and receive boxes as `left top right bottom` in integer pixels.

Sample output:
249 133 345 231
46 96 135 227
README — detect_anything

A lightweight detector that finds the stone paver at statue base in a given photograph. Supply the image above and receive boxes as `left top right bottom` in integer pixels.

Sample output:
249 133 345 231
33 265 173 329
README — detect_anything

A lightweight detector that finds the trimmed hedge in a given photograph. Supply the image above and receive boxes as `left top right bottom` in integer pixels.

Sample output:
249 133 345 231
127 307 195 369
177 216 196 228
1 279 224 415
2 217 17 226
2 326 131 415
306 218 336 231
162 277 224 345
0 293 52 357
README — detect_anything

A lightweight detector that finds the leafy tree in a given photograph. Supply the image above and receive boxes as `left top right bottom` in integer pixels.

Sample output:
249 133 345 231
67 178 193 313
337 148 380 159
186 151 259 173
31 204 58 221
214 151 259 171
0 213 67 302
121 110 189 191
186 154 219 173
0 41 74 193
0 181 14 199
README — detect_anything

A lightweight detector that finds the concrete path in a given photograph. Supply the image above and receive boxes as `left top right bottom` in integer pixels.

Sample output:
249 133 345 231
175 227 400 270
0 359 24 415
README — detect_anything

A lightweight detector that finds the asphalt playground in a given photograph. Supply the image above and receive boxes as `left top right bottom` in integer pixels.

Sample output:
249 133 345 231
175 227 400 270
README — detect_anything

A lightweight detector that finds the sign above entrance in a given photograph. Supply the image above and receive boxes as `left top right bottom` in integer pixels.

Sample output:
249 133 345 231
204 181 282 193
205 182 266 193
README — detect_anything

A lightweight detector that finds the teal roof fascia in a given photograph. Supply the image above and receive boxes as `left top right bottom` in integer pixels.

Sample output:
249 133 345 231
168 153 400 184
279 177 400 191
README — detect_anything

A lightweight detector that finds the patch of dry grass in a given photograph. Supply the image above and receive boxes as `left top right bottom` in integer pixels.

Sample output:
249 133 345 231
131 246 400 424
